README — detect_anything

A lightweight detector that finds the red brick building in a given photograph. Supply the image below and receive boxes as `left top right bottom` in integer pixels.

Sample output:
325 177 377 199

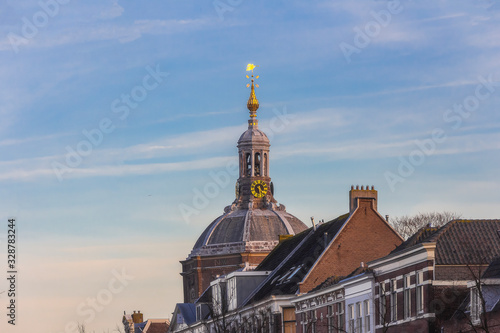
369 219 500 332
235 186 403 333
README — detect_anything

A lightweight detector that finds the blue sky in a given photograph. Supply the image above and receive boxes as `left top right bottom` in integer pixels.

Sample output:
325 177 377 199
0 0 499 332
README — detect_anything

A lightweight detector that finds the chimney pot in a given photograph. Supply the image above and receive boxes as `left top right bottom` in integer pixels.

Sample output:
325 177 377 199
311 217 316 231
349 186 378 212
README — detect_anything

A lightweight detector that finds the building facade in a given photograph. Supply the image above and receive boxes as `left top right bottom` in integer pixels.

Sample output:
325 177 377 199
169 185 404 333
369 219 500 333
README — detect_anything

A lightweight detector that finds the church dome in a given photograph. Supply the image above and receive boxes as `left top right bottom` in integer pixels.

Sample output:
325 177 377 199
188 207 307 258
238 127 269 145
180 67 308 303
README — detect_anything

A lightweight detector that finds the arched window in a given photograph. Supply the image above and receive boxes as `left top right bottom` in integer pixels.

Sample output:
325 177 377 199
240 153 244 177
255 152 261 176
264 153 268 176
246 153 252 176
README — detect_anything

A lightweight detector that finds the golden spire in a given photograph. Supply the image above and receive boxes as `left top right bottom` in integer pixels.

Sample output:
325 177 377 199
246 64 259 118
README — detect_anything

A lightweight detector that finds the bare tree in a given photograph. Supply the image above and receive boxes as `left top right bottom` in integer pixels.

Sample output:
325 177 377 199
241 307 275 333
298 307 347 333
377 284 392 333
389 211 461 240
465 264 490 333
440 236 499 333
201 281 239 333
114 324 125 333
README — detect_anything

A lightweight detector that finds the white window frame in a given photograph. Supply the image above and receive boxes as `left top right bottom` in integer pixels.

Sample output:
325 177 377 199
338 302 345 332
390 279 397 322
416 271 424 314
471 287 482 325
356 302 362 333
404 275 411 319
327 305 334 333
364 300 370 333
349 304 355 333
378 283 386 324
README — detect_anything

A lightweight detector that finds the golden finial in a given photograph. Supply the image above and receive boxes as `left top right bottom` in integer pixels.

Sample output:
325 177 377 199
246 64 259 117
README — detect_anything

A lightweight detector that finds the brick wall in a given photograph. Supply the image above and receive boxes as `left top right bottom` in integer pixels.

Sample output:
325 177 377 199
299 198 402 293
182 252 270 303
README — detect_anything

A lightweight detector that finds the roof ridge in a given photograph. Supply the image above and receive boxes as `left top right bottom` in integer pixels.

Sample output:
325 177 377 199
433 219 500 242
454 219 500 222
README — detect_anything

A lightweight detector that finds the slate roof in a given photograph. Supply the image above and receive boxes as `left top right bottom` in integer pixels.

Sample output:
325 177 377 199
242 213 350 305
192 208 307 250
483 257 500 279
144 321 169 333
175 303 196 325
197 283 212 303
392 226 439 253
392 220 500 265
135 322 147 333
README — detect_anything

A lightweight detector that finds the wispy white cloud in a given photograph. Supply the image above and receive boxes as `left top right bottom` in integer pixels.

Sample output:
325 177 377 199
0 132 70 147
95 0 124 20
0 17 213 51
1 112 497 182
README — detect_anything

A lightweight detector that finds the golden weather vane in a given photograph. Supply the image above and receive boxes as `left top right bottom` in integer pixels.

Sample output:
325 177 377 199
246 64 259 116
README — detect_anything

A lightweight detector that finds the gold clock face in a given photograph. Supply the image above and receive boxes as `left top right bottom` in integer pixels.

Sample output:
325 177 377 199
251 180 268 198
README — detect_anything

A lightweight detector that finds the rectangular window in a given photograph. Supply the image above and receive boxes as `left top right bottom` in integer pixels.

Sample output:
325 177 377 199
338 303 345 332
228 278 237 311
379 283 386 325
310 310 316 333
390 279 397 322
328 305 334 333
471 287 482 324
404 275 411 319
348 304 355 333
364 300 370 333
283 307 296 333
213 284 222 315
356 302 362 333
416 271 424 314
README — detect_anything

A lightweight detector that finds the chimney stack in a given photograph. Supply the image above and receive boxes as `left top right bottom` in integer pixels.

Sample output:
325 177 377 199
349 185 378 213
132 311 143 324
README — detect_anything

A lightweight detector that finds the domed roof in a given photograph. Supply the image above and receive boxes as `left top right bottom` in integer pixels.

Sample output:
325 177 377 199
188 207 307 258
238 126 269 145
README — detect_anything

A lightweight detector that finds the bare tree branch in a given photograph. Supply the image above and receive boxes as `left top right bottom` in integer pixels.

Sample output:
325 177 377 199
390 211 461 240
